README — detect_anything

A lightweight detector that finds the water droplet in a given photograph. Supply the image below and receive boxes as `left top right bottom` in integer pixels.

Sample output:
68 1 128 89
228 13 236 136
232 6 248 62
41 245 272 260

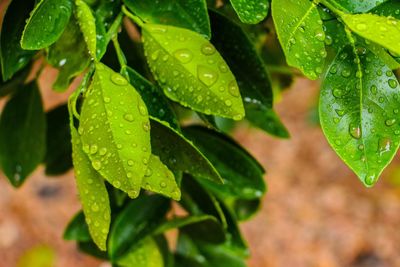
201 43 216 55
127 160 134 166
378 137 391 154
356 23 367 31
370 85 377 94
142 122 150 132
365 174 376 186
92 160 102 170
228 81 240 97
90 145 98 154
225 99 232 107
349 123 361 139
111 73 128 86
335 109 345 116
99 148 107 156
219 63 228 73
124 113 134 122
91 203 99 212
138 104 147 116
145 167 152 177
233 114 243 121
197 65 218 86
151 50 160 61
332 88 342 98
114 180 121 188
103 97 110 103
388 79 398 89
160 181 167 188
341 68 351 78
385 118 396 126
174 49 193 63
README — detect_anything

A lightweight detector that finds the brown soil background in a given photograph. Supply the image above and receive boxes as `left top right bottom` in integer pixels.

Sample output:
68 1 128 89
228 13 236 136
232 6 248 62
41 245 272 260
1 72 400 267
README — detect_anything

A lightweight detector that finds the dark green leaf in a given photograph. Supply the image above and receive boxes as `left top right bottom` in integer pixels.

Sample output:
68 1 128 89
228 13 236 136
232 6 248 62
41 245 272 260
230 198 261 221
21 0 73 50
196 242 247 267
124 0 211 38
0 65 30 98
63 211 91 242
0 0 35 80
230 0 269 24
371 0 400 18
78 240 109 259
0 83 46 187
154 215 221 235
319 46 400 186
183 126 266 199
334 0 390 13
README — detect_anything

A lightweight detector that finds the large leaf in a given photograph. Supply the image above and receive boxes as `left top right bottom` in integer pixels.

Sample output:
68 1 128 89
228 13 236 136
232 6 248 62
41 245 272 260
125 67 179 129
47 16 91 91
210 10 289 138
142 24 245 120
371 0 400 18
335 0 390 13
75 0 97 58
79 63 151 198
272 0 326 79
124 0 211 38
117 237 164 267
63 211 91 242
150 119 222 184
230 0 269 24
341 13 400 56
0 0 35 80
319 46 400 186
0 83 46 187
183 126 266 199
108 194 170 260
21 0 73 50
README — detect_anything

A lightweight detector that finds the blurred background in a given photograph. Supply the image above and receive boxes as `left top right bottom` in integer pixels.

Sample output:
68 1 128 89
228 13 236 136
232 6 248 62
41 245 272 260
2 72 400 267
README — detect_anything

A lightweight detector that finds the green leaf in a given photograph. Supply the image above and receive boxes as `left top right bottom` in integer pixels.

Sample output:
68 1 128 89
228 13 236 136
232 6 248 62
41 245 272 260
341 13 400 56
183 126 266 199
0 83 46 187
125 66 179 129
123 0 211 38
371 0 400 19
47 16 91 91
0 0 35 80
79 63 151 198
44 105 73 175
141 154 181 200
196 242 247 267
75 0 97 58
0 65 30 98
272 0 326 79
70 114 111 251
21 0 73 50
154 215 221 235
210 10 289 138
335 0 389 13
78 240 108 259
108 194 170 260
319 46 400 187
142 24 245 120
117 237 164 267
150 119 222 184
63 211 91 242
230 198 261 221
230 0 269 24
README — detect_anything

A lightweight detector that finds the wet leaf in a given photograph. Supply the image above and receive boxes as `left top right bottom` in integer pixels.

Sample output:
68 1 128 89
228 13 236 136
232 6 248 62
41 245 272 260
124 0 211 38
319 46 400 187
142 24 245 120
0 0 35 81
79 63 151 198
272 0 326 79
47 16 90 91
183 126 266 199
21 0 73 50
371 0 400 18
230 0 269 24
150 119 222 184
117 237 164 267
0 83 45 187
63 211 91 242
141 154 181 200
334 0 389 13
75 0 97 58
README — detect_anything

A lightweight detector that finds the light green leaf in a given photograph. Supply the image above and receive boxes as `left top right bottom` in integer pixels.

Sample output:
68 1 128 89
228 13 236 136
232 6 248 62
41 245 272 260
142 154 181 200
142 24 245 120
230 0 269 24
123 0 211 38
272 0 326 79
0 83 46 187
79 63 151 198
150 119 222 184
21 0 73 50
341 13 400 56
75 0 97 58
117 237 164 267
47 16 91 91
319 46 400 187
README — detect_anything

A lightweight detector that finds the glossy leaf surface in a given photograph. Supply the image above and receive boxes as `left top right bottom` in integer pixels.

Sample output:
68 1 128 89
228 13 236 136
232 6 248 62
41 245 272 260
75 0 97 58
142 24 245 120
335 0 389 13
21 0 73 50
124 0 211 38
319 46 400 186
63 211 91 242
0 83 45 187
272 0 326 79
117 237 164 267
79 63 151 198
230 0 269 24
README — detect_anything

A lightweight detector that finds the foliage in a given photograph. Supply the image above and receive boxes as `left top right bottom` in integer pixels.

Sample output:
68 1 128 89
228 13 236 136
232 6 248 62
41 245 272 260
1 0 400 266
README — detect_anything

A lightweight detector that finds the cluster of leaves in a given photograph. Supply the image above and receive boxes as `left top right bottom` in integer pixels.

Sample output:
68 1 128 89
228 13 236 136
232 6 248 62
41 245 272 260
1 0 400 265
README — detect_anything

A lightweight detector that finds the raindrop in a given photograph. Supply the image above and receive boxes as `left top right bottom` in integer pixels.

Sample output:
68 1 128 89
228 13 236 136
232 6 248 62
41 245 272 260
388 79 398 89
111 73 128 86
123 113 134 122
378 137 391 154
92 160 102 170
228 81 240 97
197 65 218 86
385 118 396 126
349 123 361 139
173 49 193 63
201 43 216 55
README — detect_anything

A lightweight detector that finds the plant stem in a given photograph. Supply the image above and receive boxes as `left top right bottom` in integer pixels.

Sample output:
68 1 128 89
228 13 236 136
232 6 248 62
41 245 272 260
106 12 124 41
122 5 144 27
112 37 130 80
266 65 302 76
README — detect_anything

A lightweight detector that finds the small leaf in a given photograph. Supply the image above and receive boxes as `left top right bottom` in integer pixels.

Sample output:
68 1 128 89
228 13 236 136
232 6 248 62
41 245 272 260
75 0 97 58
108 194 170 260
63 211 91 242
117 237 164 267
123 0 211 38
70 114 111 251
150 119 222 184
183 126 266 199
341 13 400 56
44 105 73 175
141 154 181 200
142 24 245 120
0 0 35 80
272 0 326 79
230 0 269 24
125 66 179 129
47 16 91 91
21 0 73 50
0 83 46 187
319 46 400 186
